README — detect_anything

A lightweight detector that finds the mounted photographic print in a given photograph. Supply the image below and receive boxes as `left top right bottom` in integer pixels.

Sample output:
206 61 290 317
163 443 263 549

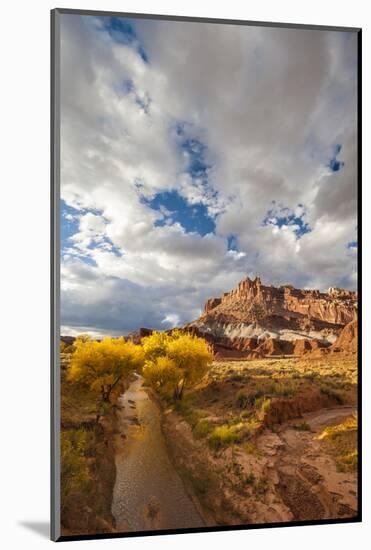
51 8 361 541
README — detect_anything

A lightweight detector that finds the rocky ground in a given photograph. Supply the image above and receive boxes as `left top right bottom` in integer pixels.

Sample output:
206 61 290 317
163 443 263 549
161 356 358 526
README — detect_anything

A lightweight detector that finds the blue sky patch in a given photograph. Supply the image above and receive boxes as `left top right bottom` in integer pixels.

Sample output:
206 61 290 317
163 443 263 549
181 138 210 179
99 17 148 62
77 255 97 267
61 201 123 263
144 190 216 236
263 205 311 238
122 79 135 94
173 121 212 180
119 78 151 113
61 201 80 250
227 234 239 251
102 238 123 257
176 126 220 217
328 143 345 172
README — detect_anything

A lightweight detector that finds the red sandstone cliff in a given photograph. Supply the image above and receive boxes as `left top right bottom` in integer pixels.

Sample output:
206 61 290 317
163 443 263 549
327 319 358 355
187 276 357 358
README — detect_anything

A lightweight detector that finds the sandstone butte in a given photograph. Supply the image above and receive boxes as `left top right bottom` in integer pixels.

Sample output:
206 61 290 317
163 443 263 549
62 276 358 360
184 276 358 359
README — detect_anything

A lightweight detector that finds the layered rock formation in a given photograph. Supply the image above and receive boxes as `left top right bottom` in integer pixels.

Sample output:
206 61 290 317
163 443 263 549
186 276 357 358
318 319 358 356
331 319 358 354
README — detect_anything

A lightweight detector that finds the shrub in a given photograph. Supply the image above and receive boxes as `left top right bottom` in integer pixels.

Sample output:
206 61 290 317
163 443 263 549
243 442 259 455
317 415 357 472
193 419 211 439
207 415 260 450
317 414 357 440
61 428 95 506
208 425 240 450
243 417 261 432
273 382 296 397
320 384 346 404
236 390 249 408
174 397 192 416
337 450 358 472
174 399 208 427
192 475 211 496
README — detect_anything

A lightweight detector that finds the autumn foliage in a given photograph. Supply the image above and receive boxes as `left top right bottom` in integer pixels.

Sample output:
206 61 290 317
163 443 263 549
66 331 212 405
142 330 213 399
68 336 144 403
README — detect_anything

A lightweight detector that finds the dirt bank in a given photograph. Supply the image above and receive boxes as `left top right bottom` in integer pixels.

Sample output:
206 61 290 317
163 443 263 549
159 357 358 526
161 405 358 525
61 413 117 536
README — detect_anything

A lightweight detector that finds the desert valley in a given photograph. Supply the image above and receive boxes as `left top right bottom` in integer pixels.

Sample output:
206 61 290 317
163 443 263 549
56 13 359 539
60 276 358 535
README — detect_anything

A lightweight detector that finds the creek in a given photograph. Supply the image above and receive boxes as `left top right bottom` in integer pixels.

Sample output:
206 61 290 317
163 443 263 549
111 374 205 532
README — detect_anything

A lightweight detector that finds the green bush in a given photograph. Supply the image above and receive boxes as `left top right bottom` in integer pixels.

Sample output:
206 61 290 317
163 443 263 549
208 425 240 450
207 415 260 450
174 398 209 428
320 384 346 404
236 390 249 408
273 382 296 397
193 419 211 439
61 428 95 506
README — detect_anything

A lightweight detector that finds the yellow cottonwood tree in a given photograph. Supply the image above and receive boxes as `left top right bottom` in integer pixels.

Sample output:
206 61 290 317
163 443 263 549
143 356 182 395
167 332 212 398
142 331 170 361
142 330 212 399
68 336 144 403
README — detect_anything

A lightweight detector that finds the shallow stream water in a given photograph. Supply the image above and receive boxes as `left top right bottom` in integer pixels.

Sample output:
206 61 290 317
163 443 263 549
111 375 204 532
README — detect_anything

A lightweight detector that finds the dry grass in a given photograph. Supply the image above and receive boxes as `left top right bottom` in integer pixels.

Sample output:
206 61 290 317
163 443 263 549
210 356 357 387
165 355 358 525
173 356 357 451
317 414 358 472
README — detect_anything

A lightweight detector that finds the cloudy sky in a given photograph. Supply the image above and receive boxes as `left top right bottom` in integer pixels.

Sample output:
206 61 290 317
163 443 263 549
60 14 358 337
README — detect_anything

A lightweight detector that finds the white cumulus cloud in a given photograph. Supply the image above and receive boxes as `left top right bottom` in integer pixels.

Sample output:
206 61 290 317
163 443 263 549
59 14 358 336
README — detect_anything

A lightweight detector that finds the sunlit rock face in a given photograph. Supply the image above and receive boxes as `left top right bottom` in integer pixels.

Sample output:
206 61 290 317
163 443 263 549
186 276 357 357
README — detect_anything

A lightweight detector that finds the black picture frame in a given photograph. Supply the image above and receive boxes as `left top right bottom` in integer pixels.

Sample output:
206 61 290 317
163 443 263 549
51 8 362 542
